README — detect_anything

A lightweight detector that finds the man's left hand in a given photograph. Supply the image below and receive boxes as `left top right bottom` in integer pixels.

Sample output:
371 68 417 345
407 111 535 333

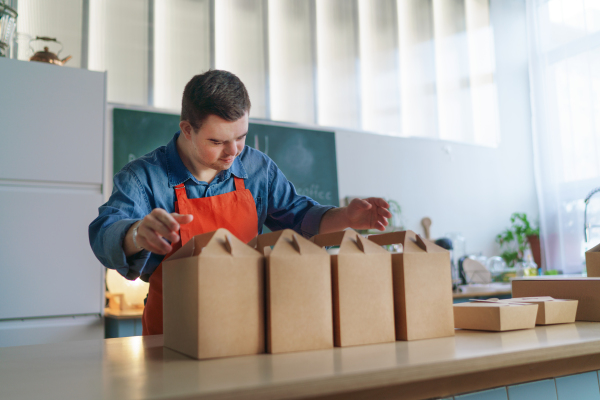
345 197 392 231
319 197 392 234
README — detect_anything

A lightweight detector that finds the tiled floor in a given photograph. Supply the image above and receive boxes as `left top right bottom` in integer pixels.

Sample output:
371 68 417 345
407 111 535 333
435 370 600 400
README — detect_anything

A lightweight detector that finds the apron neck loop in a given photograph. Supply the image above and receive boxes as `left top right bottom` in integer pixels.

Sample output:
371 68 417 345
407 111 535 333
174 183 187 199
234 177 245 191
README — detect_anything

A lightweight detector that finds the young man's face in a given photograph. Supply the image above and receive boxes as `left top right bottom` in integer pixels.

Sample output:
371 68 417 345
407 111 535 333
187 112 249 172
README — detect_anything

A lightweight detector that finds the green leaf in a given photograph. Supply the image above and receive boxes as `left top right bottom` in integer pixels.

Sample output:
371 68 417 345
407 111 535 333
497 212 539 266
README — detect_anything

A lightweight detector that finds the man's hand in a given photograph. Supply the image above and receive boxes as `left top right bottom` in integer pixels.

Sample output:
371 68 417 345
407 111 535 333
124 209 193 256
318 197 392 234
345 197 392 231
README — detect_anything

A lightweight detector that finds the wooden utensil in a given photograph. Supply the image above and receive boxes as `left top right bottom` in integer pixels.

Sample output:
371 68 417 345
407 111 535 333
421 217 432 239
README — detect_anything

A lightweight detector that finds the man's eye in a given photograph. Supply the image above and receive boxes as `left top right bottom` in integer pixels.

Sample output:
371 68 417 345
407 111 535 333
211 141 222 145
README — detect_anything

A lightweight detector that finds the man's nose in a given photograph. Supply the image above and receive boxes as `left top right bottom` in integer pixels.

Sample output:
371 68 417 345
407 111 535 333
225 142 237 155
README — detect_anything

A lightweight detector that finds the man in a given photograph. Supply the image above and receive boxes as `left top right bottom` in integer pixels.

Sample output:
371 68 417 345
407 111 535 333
89 70 391 335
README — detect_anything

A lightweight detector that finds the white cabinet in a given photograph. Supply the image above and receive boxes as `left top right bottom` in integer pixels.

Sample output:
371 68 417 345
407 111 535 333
0 58 106 346
0 185 104 319
0 58 105 184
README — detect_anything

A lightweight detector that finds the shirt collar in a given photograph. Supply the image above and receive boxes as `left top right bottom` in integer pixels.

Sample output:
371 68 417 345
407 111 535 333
166 132 248 187
225 147 249 180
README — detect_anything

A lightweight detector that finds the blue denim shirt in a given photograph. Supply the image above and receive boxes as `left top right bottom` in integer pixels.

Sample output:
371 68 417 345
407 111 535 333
89 132 335 281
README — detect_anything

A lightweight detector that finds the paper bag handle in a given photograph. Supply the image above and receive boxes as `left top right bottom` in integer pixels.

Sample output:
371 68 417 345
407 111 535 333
292 234 303 254
415 234 431 252
224 234 235 256
355 235 374 254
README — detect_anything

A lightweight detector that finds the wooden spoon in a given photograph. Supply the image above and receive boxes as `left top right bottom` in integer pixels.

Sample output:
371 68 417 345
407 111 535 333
421 217 432 239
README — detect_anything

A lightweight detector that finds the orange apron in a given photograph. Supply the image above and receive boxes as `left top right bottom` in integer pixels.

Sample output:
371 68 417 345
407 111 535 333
142 176 258 335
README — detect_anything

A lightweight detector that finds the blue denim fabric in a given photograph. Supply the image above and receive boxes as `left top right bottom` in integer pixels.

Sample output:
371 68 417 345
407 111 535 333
89 132 335 280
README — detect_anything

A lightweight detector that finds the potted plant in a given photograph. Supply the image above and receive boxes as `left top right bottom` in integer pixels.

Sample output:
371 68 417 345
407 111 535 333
496 213 541 268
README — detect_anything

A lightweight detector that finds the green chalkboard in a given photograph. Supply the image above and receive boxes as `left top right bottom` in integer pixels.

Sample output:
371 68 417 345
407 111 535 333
113 108 180 173
113 108 339 206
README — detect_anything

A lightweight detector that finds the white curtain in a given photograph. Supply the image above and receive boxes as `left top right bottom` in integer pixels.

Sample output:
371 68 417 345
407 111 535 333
526 0 600 273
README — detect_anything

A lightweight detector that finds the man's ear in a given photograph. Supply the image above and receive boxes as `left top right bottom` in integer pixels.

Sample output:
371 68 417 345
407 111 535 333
179 120 194 140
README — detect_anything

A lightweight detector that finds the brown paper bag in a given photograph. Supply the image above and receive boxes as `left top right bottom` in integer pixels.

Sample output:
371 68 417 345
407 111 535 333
369 230 455 341
256 229 334 354
312 229 395 347
586 242 600 277
163 228 265 360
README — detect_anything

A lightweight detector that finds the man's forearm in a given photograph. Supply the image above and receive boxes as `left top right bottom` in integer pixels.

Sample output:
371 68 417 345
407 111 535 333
318 207 350 234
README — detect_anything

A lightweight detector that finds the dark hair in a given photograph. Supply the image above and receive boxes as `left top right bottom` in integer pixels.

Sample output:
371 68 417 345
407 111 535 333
181 70 251 130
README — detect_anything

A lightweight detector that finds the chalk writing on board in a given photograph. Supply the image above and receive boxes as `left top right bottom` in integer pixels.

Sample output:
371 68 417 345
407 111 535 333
296 184 333 203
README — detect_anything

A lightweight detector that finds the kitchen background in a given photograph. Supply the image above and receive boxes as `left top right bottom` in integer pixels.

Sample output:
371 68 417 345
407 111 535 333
1 0 600 345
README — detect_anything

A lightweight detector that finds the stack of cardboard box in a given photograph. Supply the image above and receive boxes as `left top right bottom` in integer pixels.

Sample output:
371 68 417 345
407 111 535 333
453 297 578 332
512 278 600 321
505 243 600 323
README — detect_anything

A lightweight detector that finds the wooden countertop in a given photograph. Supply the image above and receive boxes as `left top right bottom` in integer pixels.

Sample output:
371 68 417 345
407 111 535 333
3 323 600 400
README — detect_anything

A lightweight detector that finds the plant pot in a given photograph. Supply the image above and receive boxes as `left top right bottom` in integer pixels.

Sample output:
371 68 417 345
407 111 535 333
527 234 542 269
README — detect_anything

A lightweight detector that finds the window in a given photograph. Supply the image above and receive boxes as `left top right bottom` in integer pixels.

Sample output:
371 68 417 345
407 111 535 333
14 0 499 145
527 0 600 272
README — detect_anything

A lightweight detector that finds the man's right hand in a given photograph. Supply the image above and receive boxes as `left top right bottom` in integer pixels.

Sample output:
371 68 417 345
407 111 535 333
124 209 194 256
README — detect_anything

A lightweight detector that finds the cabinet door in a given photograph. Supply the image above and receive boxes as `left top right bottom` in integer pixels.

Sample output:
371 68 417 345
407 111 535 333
0 58 105 184
0 184 104 319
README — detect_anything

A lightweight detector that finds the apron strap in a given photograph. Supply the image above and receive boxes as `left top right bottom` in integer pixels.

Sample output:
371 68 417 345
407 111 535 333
234 177 245 191
174 183 188 199
174 183 189 215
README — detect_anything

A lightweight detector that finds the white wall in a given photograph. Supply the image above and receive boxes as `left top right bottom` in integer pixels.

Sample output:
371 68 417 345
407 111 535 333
335 0 537 257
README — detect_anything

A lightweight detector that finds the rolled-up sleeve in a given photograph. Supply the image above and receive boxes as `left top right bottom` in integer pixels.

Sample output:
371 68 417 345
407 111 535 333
300 204 335 237
265 161 335 238
89 167 152 280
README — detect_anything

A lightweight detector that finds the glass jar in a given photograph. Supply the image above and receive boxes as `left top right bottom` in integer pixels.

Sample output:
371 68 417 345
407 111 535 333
11 32 32 60
516 259 539 277
0 1 18 58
